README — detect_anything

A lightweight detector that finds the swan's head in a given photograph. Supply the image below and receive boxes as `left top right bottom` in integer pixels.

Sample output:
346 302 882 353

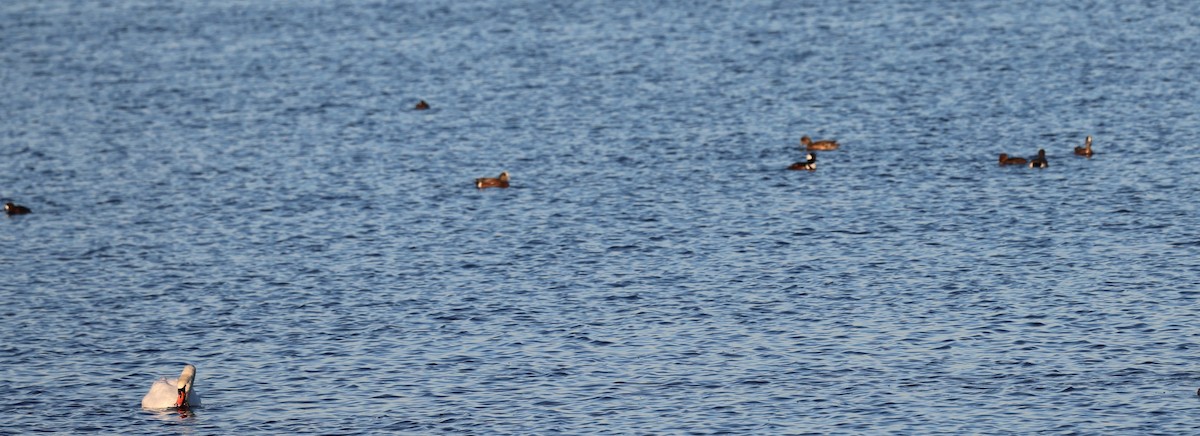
175 364 196 408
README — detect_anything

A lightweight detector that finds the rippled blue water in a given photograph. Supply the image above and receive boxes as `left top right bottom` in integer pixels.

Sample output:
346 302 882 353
3 0 1200 433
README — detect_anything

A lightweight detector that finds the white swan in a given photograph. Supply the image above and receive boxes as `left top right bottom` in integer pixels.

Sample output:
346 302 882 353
141 364 201 409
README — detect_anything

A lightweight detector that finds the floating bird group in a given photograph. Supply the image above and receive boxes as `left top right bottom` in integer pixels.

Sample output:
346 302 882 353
789 135 838 171
785 133 1095 175
999 149 1051 168
469 132 1097 187
0 122 1104 211
998 136 1093 170
0 92 1132 409
0 97 1152 404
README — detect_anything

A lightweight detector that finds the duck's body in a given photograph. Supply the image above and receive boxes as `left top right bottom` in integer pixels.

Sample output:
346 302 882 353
801 136 839 151
5 202 31 215
788 152 817 171
1029 149 1049 168
475 172 510 189
1074 135 1093 157
142 364 200 409
414 100 430 110
998 153 1028 166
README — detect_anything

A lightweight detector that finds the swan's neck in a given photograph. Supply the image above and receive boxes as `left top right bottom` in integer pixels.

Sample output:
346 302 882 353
176 365 196 391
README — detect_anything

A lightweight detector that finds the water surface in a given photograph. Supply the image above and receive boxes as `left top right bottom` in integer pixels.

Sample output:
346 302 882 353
3 0 1200 433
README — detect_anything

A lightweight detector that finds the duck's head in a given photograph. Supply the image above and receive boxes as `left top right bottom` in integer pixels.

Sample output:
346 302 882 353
498 172 510 182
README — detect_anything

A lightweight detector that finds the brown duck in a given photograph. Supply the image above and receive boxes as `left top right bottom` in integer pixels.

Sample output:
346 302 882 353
475 172 510 189
1074 135 1093 157
998 153 1028 166
801 136 839 151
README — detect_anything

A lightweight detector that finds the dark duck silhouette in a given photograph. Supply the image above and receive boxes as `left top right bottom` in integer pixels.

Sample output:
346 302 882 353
5 202 31 215
1029 149 1049 168
788 152 817 171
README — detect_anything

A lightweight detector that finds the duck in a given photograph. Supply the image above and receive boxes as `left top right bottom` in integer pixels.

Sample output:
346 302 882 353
1029 149 1049 168
1074 135 1093 157
141 364 201 409
788 152 817 171
998 153 1028 166
475 171 510 189
5 202 31 215
801 136 839 151
414 100 430 110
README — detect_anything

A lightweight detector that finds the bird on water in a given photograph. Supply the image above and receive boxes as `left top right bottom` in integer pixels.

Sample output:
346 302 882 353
475 172 510 189
141 364 201 409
